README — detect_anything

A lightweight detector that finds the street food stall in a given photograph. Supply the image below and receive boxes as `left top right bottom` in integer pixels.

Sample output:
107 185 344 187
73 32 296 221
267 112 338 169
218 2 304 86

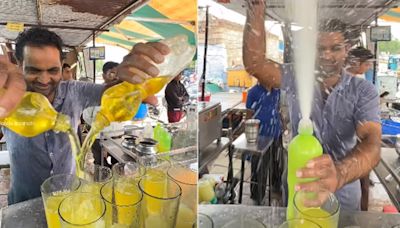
197 0 400 227
0 0 198 227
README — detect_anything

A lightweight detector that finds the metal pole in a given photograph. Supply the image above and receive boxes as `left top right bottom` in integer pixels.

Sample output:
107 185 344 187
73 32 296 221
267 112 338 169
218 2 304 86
282 22 293 63
373 15 378 85
93 31 96 84
0 22 109 32
200 6 209 101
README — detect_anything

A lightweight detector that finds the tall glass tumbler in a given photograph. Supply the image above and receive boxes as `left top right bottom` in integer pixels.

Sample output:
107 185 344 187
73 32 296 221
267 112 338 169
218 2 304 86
41 174 81 228
101 181 143 227
139 171 182 228
58 192 106 227
81 164 113 195
167 165 197 228
293 191 340 228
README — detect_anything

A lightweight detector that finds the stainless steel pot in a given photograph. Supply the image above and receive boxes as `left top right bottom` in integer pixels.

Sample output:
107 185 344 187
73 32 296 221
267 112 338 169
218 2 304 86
135 138 158 156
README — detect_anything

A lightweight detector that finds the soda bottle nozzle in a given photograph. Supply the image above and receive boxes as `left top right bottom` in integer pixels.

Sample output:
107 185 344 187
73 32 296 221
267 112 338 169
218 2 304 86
298 118 313 135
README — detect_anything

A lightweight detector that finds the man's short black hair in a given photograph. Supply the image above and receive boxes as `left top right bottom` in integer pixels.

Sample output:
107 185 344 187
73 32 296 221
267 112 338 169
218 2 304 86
62 63 71 70
319 19 359 45
348 47 374 62
15 27 64 63
102 61 119 74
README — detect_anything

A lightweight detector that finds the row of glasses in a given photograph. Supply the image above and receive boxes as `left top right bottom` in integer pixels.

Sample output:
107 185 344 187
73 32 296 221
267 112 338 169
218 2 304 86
41 157 197 228
41 164 114 228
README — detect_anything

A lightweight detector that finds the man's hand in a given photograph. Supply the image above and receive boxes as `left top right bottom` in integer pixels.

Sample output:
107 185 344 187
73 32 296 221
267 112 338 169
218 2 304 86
295 154 340 206
0 55 26 118
117 42 170 84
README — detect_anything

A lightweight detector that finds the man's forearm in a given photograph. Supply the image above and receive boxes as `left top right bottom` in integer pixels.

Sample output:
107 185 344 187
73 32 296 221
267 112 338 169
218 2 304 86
243 0 266 73
335 136 381 190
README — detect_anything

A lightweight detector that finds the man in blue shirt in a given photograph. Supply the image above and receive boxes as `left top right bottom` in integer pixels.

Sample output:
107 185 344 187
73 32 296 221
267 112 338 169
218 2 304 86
244 1 381 211
246 84 281 138
3 27 170 204
246 84 283 204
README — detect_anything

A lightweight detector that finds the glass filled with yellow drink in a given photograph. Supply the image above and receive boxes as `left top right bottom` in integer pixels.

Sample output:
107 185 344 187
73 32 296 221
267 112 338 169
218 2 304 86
167 164 197 228
138 169 181 228
293 190 340 228
101 180 143 228
40 174 81 228
112 161 145 182
81 165 113 195
58 192 106 227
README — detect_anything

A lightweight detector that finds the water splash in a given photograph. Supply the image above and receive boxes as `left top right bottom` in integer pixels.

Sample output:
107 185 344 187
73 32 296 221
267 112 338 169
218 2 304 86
285 0 319 121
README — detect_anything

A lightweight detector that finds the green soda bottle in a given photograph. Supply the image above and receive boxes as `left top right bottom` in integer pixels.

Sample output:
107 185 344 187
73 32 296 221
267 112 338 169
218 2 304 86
287 118 323 220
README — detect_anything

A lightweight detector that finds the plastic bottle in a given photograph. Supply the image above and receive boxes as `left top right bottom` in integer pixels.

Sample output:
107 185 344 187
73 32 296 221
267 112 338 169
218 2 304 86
153 124 171 153
79 35 196 172
286 118 323 220
1 91 71 137
95 34 196 126
0 91 83 177
198 178 217 204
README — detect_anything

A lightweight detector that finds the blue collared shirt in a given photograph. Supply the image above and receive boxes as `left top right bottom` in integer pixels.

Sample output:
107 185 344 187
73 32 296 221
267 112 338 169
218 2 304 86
4 81 104 204
246 84 281 139
281 64 380 210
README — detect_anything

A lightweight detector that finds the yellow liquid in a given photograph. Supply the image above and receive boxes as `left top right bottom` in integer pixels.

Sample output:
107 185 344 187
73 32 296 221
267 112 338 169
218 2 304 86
0 92 71 137
0 91 84 178
59 195 105 227
102 180 141 227
143 169 168 214
81 182 103 195
79 77 171 175
198 180 215 203
44 191 71 228
114 181 141 225
297 208 337 228
145 214 169 228
176 203 196 228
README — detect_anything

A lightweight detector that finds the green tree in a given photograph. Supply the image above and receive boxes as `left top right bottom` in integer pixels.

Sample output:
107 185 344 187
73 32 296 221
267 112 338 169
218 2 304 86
95 60 105 74
378 39 400 54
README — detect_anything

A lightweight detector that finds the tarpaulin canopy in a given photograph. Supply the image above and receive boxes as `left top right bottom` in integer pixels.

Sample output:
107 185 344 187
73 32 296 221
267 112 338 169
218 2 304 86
96 0 197 50
381 8 400 23
0 0 147 47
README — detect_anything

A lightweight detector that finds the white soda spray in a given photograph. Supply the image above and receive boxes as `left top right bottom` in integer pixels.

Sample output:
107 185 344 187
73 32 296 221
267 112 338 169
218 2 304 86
286 0 319 122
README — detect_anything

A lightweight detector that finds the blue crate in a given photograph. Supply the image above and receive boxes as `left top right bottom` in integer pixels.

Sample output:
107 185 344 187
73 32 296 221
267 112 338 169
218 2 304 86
382 119 400 135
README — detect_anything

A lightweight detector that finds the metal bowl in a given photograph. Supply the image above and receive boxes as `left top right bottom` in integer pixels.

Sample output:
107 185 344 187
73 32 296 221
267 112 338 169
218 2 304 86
135 138 158 156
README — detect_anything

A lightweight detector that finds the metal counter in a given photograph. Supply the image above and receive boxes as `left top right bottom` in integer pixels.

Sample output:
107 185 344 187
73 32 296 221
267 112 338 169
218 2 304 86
210 92 243 114
1 198 46 228
374 147 400 211
199 204 400 228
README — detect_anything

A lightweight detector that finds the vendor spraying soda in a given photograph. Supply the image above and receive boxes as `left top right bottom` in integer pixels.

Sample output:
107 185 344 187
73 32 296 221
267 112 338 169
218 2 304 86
243 0 381 214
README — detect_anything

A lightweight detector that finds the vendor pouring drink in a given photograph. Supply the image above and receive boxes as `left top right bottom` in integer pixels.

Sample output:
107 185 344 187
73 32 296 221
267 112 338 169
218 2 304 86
243 0 381 211
0 27 171 204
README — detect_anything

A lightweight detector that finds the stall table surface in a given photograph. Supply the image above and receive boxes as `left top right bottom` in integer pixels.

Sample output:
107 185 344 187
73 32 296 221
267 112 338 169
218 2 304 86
199 204 400 228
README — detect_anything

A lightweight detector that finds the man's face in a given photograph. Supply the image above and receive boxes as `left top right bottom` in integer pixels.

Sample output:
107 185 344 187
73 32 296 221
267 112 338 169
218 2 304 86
348 59 373 75
62 67 73 81
357 60 373 74
175 73 183 81
103 67 117 83
316 32 349 78
20 45 62 100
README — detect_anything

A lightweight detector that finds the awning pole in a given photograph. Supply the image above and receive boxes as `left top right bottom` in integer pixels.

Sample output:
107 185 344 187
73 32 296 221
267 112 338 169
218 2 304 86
200 6 209 101
93 31 96 84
